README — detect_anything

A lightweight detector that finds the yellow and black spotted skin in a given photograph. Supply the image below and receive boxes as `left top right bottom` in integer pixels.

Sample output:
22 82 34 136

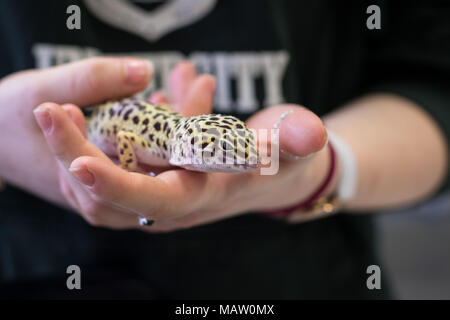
87 98 260 173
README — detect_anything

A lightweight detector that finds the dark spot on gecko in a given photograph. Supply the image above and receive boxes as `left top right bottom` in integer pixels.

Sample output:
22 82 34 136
201 142 208 149
142 118 149 126
132 116 139 124
141 142 146 147
123 143 128 149
141 127 148 134
100 111 105 119
100 128 104 134
131 137 135 142
113 125 118 135
123 109 133 120
126 159 133 163
149 134 154 141
109 108 115 118
156 138 160 147
163 122 168 132
120 149 124 155
154 122 161 131
163 142 167 151
235 123 244 129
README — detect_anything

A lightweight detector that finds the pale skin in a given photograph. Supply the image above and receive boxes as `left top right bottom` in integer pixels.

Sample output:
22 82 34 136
0 57 447 231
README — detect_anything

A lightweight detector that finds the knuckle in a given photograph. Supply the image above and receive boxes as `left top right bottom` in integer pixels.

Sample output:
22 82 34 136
84 58 109 92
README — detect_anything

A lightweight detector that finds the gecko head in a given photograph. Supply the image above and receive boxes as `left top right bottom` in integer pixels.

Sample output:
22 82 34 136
169 115 260 173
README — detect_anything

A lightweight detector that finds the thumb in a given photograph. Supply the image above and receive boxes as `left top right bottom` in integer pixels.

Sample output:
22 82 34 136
246 104 328 159
27 57 153 106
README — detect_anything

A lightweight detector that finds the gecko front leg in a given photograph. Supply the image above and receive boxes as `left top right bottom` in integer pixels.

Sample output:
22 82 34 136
116 130 143 171
116 130 154 227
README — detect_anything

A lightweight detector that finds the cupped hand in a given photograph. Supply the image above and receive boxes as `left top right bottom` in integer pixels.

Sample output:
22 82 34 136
0 57 153 206
35 61 330 231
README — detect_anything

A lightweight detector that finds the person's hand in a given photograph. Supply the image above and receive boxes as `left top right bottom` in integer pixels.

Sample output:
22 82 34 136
0 57 153 206
35 61 330 231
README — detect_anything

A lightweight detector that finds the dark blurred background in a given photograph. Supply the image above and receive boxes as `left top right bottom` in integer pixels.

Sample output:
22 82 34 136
378 191 450 299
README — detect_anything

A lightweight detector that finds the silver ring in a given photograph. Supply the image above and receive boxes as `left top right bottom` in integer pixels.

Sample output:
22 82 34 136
139 216 154 226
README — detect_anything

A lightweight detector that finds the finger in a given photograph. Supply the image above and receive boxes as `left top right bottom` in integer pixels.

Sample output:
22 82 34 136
169 61 196 107
58 163 80 210
148 91 169 105
28 57 153 106
62 103 87 138
69 156 207 220
76 195 144 230
246 104 328 159
59 154 141 229
33 102 110 168
178 74 215 117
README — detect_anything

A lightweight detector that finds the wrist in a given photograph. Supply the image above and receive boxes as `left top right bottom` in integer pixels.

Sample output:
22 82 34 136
309 144 337 196
262 140 339 218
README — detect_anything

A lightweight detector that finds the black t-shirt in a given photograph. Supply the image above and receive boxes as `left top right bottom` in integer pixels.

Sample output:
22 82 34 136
0 0 449 299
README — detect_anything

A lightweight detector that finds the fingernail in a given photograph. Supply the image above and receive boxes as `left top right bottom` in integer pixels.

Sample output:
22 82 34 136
320 128 329 151
280 148 316 160
125 59 153 84
69 166 95 186
280 148 304 160
33 106 53 134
